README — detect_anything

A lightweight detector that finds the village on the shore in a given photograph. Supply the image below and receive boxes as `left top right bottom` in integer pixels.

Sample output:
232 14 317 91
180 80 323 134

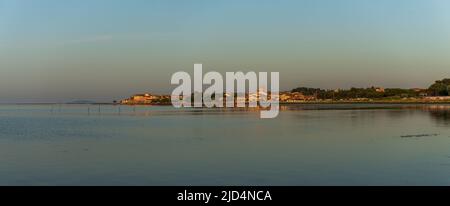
119 78 450 105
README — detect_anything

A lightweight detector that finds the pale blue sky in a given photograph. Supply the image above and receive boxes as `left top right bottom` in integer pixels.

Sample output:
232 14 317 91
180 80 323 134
1 0 450 102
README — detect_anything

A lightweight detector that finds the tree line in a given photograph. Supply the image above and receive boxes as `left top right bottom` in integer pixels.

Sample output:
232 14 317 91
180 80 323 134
291 78 450 99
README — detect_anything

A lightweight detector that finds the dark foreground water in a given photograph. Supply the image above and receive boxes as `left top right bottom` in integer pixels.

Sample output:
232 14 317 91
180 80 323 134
0 104 450 185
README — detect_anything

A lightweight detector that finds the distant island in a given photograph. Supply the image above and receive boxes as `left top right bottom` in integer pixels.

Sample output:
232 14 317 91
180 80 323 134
118 78 450 105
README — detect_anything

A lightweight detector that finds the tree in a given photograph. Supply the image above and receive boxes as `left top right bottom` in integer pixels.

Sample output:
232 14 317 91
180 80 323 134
428 79 450 96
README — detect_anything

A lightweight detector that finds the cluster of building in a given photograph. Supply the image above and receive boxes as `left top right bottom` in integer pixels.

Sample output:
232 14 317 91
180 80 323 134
279 92 316 103
120 91 275 105
120 86 449 105
120 93 170 105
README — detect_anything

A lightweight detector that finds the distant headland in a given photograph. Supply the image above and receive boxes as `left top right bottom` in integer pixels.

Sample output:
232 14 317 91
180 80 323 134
118 78 450 105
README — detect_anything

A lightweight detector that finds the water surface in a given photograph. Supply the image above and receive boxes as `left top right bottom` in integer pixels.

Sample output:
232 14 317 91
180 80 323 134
0 104 449 185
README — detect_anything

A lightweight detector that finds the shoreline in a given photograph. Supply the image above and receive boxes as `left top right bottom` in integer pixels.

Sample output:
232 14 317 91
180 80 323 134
2 101 450 106
279 101 450 105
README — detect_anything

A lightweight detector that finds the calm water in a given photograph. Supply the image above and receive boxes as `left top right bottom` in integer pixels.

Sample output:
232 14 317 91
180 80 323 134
0 104 450 186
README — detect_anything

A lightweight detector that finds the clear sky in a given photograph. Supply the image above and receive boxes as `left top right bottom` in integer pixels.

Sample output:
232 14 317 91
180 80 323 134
1 0 450 102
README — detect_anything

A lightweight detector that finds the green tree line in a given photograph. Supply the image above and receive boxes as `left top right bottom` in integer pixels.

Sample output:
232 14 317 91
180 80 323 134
291 78 450 100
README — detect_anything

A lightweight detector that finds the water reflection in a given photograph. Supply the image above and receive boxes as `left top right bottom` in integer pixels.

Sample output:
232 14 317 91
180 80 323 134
422 105 450 126
44 104 450 126
280 104 450 127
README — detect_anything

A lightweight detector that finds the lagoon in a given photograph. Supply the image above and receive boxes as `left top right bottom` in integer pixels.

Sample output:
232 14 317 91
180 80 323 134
0 104 449 185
